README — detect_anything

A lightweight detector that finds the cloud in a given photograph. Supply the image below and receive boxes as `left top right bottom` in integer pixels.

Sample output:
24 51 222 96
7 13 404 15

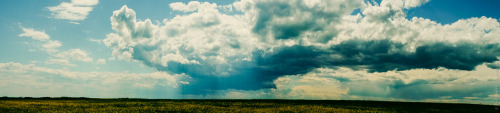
69 22 80 24
0 62 189 98
257 40 499 73
19 27 50 41
104 5 254 75
403 0 429 9
42 40 62 53
104 5 269 93
55 49 93 62
301 65 497 104
19 26 59 53
88 38 102 43
169 1 217 13
46 59 76 67
375 0 429 10
273 76 350 99
70 0 98 6
103 0 500 98
206 65 498 104
19 26 94 66
487 63 500 69
47 0 99 21
97 58 106 64
44 48 94 66
244 0 364 41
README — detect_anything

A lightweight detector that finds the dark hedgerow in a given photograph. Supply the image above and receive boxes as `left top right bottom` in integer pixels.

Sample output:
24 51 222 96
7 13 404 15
0 98 498 113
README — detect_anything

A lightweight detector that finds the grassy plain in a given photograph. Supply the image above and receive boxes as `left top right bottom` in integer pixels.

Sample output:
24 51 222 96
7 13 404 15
0 98 498 112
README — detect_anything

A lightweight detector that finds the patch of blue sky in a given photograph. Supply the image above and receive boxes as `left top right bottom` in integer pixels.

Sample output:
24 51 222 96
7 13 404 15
364 0 500 24
407 0 500 25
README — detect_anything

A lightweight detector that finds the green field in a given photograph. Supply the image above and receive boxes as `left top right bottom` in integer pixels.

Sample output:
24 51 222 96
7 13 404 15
0 98 498 112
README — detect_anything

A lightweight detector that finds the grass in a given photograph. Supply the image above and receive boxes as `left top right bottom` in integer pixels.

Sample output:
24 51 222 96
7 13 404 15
0 98 498 112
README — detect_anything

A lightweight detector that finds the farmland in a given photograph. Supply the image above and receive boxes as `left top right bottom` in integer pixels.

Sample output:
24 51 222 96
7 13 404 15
0 98 498 112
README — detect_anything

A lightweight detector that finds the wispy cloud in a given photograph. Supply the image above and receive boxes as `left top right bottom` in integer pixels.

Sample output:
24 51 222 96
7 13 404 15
88 38 102 44
42 40 62 53
55 49 93 62
46 58 76 67
96 59 106 64
19 26 93 67
47 0 99 21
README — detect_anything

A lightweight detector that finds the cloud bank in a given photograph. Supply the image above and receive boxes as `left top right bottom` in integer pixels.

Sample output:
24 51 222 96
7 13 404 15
0 62 189 98
207 65 498 105
102 0 500 104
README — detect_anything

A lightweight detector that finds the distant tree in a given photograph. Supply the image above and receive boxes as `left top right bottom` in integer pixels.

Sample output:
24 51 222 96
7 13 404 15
60 96 70 99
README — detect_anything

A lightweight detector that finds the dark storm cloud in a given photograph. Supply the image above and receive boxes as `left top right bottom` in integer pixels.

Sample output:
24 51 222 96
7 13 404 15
132 54 275 94
387 79 496 100
253 45 325 76
253 39 500 74
331 40 500 72
131 38 500 95
177 39 499 94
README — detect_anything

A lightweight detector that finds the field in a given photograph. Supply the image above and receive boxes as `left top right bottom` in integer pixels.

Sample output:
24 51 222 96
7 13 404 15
0 98 498 112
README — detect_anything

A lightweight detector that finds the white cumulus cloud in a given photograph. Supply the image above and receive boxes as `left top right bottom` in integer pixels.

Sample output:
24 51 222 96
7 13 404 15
104 5 255 76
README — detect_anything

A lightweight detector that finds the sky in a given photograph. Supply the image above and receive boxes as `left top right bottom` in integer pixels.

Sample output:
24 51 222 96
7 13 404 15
1 0 500 105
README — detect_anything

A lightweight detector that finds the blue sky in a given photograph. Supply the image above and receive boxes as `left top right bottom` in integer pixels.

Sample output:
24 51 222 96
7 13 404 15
1 0 500 105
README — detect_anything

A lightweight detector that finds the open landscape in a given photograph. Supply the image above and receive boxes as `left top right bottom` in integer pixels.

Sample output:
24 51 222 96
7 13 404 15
0 98 498 112
2 0 500 113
